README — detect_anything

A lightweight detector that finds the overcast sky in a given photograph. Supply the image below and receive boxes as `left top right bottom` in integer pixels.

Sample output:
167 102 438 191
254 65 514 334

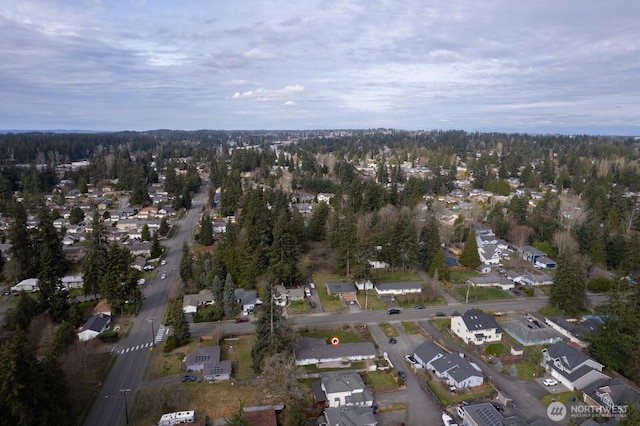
2 0 639 135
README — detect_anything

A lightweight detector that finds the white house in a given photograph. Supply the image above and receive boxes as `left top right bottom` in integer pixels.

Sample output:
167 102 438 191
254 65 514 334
542 341 609 391
182 289 215 314
78 314 111 342
294 338 376 366
320 370 374 408
413 341 484 389
235 289 261 315
11 278 39 293
61 275 84 290
466 275 514 290
374 282 422 296
451 309 502 345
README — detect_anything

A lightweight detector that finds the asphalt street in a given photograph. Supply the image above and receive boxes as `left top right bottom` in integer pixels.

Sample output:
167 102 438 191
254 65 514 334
84 186 206 426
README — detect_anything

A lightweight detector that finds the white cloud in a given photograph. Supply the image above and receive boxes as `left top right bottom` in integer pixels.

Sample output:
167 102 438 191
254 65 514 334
243 48 274 60
232 84 304 101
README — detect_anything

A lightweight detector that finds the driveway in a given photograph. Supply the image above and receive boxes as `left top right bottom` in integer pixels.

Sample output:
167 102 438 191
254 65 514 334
367 323 442 425
419 320 552 424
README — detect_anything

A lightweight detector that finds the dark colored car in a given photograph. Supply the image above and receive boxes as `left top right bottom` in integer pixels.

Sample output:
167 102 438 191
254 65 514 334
387 308 401 315
415 304 425 310
397 371 407 382
309 300 317 309
491 402 505 412
389 337 397 344
235 317 250 323
512 289 522 296
182 375 196 382
435 312 446 317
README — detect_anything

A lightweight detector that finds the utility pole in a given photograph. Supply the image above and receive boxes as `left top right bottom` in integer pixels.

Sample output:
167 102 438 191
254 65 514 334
147 318 155 347
120 388 131 425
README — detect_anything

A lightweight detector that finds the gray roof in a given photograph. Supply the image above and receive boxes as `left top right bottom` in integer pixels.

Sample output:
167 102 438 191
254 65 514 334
468 274 510 286
321 370 367 394
459 309 500 332
546 316 601 340
323 407 377 426
582 377 640 407
234 288 257 306
327 282 357 295
295 338 376 362
413 340 443 366
81 314 111 333
544 341 596 371
184 346 221 367
448 361 482 383
461 402 504 426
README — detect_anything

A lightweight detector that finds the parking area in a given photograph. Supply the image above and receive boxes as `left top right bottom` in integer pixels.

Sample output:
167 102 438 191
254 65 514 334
535 377 568 394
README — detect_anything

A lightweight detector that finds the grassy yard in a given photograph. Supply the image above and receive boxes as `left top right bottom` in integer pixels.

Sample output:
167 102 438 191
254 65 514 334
427 380 496 406
379 322 399 338
362 370 400 392
401 321 420 335
356 290 387 310
374 270 422 283
510 362 538 380
541 391 581 405
135 381 258 425
313 273 348 313
449 269 482 285
220 336 255 380
455 286 510 301
302 328 367 344
287 299 310 314
537 285 553 296
485 343 508 357
431 318 451 332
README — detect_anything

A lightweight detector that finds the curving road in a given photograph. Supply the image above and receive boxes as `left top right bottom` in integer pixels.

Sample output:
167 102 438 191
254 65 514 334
84 187 206 426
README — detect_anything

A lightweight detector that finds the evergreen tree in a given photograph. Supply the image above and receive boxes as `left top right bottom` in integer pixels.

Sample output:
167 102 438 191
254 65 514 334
429 247 450 281
211 275 224 306
159 216 170 236
141 223 151 241
224 404 249 426
223 273 236 318
69 206 85 225
150 231 163 258
51 321 77 356
8 202 35 280
36 209 66 309
459 229 481 268
251 284 295 373
419 215 441 270
307 202 330 241
268 210 301 287
393 210 417 270
83 212 108 296
167 299 190 346
549 254 587 317
198 213 214 245
179 242 193 283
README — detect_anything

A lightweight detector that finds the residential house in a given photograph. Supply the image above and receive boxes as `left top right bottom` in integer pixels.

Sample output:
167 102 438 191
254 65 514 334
478 244 502 265
544 316 602 348
133 256 147 272
235 288 260 315
413 340 484 389
582 378 640 416
63 246 85 263
242 408 278 426
542 341 609 391
374 282 422 296
451 309 502 345
61 275 83 290
457 402 527 426
274 285 305 307
183 290 215 314
136 206 158 219
317 193 335 203
78 313 111 342
294 337 377 366
535 256 557 269
520 246 546 263
467 275 514 290
93 299 112 316
11 278 39 293
183 346 231 381
128 242 151 257
158 206 177 218
319 370 374 408
320 407 377 426
327 282 358 304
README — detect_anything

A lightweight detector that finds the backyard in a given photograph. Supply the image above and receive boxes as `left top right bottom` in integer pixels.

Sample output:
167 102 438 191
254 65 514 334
312 273 349 313
455 285 510 302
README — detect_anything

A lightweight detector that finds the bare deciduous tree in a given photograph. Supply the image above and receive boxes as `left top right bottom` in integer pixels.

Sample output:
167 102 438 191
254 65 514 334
256 353 300 404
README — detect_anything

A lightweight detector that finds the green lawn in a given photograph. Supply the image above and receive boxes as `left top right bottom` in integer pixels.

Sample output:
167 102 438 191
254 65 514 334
431 318 451 332
379 323 399 338
374 270 422 283
485 343 508 357
537 285 553 296
356 290 387 310
220 336 255 380
401 321 420 335
542 391 581 405
455 286 510 301
511 362 538 380
313 274 348 313
287 299 310 314
449 269 482 285
362 371 400 392
427 379 497 406
302 329 365 344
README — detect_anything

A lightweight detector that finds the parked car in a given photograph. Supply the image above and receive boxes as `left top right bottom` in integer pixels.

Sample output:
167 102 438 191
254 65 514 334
397 371 407 382
389 337 397 344
512 289 522 296
182 375 196 382
161 260 167 266
161 273 167 279
491 402 505 412
415 304 425 310
405 355 418 366
309 300 317 309
543 379 558 386
3 290 12 296
304 287 312 297
435 312 446 317
387 308 401 315
235 317 249 323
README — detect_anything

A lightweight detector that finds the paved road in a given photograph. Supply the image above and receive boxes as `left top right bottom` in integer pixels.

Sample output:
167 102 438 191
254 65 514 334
84 186 206 426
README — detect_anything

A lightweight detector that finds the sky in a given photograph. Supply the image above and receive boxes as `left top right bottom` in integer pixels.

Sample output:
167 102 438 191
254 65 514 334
1 1 639 135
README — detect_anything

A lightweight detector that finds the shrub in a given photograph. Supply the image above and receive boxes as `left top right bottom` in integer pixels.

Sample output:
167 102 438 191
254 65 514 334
164 335 177 353
98 330 119 343
587 277 613 293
